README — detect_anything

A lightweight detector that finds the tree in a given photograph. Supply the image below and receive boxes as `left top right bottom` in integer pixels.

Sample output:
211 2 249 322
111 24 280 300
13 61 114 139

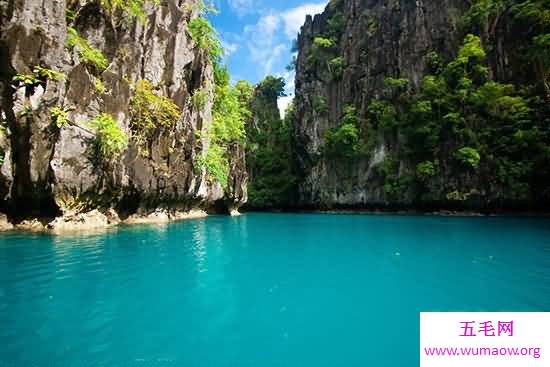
455 147 481 169
258 76 286 99
200 66 252 186
324 105 361 159
246 81 295 209
188 17 223 62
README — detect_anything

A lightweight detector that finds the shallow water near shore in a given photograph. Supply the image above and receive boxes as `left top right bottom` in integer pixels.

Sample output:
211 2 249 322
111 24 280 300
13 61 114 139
1 213 549 367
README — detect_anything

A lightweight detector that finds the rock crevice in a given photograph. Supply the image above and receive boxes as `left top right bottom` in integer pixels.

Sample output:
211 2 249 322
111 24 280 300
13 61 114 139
0 0 247 230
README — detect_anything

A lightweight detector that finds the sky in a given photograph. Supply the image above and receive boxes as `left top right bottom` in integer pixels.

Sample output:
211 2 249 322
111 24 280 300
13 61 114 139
209 0 329 114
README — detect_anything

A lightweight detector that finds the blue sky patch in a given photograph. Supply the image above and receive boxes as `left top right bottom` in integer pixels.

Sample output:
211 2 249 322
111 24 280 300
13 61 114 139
209 0 328 112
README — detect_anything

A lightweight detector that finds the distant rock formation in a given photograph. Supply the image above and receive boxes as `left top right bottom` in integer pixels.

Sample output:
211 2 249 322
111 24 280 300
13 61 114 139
291 0 550 211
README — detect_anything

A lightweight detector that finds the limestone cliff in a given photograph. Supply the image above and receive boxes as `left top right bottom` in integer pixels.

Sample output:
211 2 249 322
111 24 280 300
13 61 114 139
0 0 247 227
292 0 550 211
245 76 295 210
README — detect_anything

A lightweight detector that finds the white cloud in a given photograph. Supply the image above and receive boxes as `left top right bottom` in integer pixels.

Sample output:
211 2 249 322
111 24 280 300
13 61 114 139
276 70 295 118
244 13 284 75
245 13 280 37
280 70 295 95
221 39 239 57
227 0 257 17
242 2 328 84
277 96 293 119
281 2 328 39
264 43 286 75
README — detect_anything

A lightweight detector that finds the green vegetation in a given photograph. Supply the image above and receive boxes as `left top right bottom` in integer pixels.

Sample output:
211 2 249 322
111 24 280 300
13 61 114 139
129 79 181 147
111 4 248 184
95 77 107 94
366 15 377 37
183 0 217 15
191 85 210 109
304 14 349 81
367 99 398 131
313 96 328 114
463 0 550 93
360 29 550 203
66 8 76 24
327 12 345 39
212 66 248 144
20 105 33 118
33 65 64 81
235 80 254 102
197 142 229 186
87 113 128 158
426 51 443 74
13 65 64 86
302 9 349 80
455 147 481 169
384 77 408 90
99 0 159 22
198 65 251 187
130 79 181 129
309 37 335 64
246 76 296 208
416 161 436 181
324 121 360 158
328 56 344 79
66 27 109 71
50 106 70 128
188 17 223 62
380 156 412 198
12 73 38 86
313 37 335 49
324 105 366 159
257 76 286 98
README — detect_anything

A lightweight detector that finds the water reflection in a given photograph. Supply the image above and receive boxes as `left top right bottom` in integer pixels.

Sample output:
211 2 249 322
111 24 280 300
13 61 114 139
191 219 207 273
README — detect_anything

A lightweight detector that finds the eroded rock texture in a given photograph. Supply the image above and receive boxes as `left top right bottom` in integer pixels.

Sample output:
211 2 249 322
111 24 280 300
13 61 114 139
0 0 247 222
292 0 549 210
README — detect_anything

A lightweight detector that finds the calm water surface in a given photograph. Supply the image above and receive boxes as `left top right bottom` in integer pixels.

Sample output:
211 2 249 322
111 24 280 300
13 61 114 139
1 213 549 367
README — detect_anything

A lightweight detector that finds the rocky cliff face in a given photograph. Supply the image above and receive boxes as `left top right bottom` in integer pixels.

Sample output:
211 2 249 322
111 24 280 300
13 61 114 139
245 77 295 210
292 0 550 210
0 0 247 227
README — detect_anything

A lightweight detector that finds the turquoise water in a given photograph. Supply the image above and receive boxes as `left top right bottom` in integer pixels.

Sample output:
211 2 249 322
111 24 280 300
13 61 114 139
1 213 549 367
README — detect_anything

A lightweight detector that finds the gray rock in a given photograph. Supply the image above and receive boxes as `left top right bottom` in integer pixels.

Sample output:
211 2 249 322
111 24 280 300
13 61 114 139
0 0 248 222
291 0 519 209
46 209 120 234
